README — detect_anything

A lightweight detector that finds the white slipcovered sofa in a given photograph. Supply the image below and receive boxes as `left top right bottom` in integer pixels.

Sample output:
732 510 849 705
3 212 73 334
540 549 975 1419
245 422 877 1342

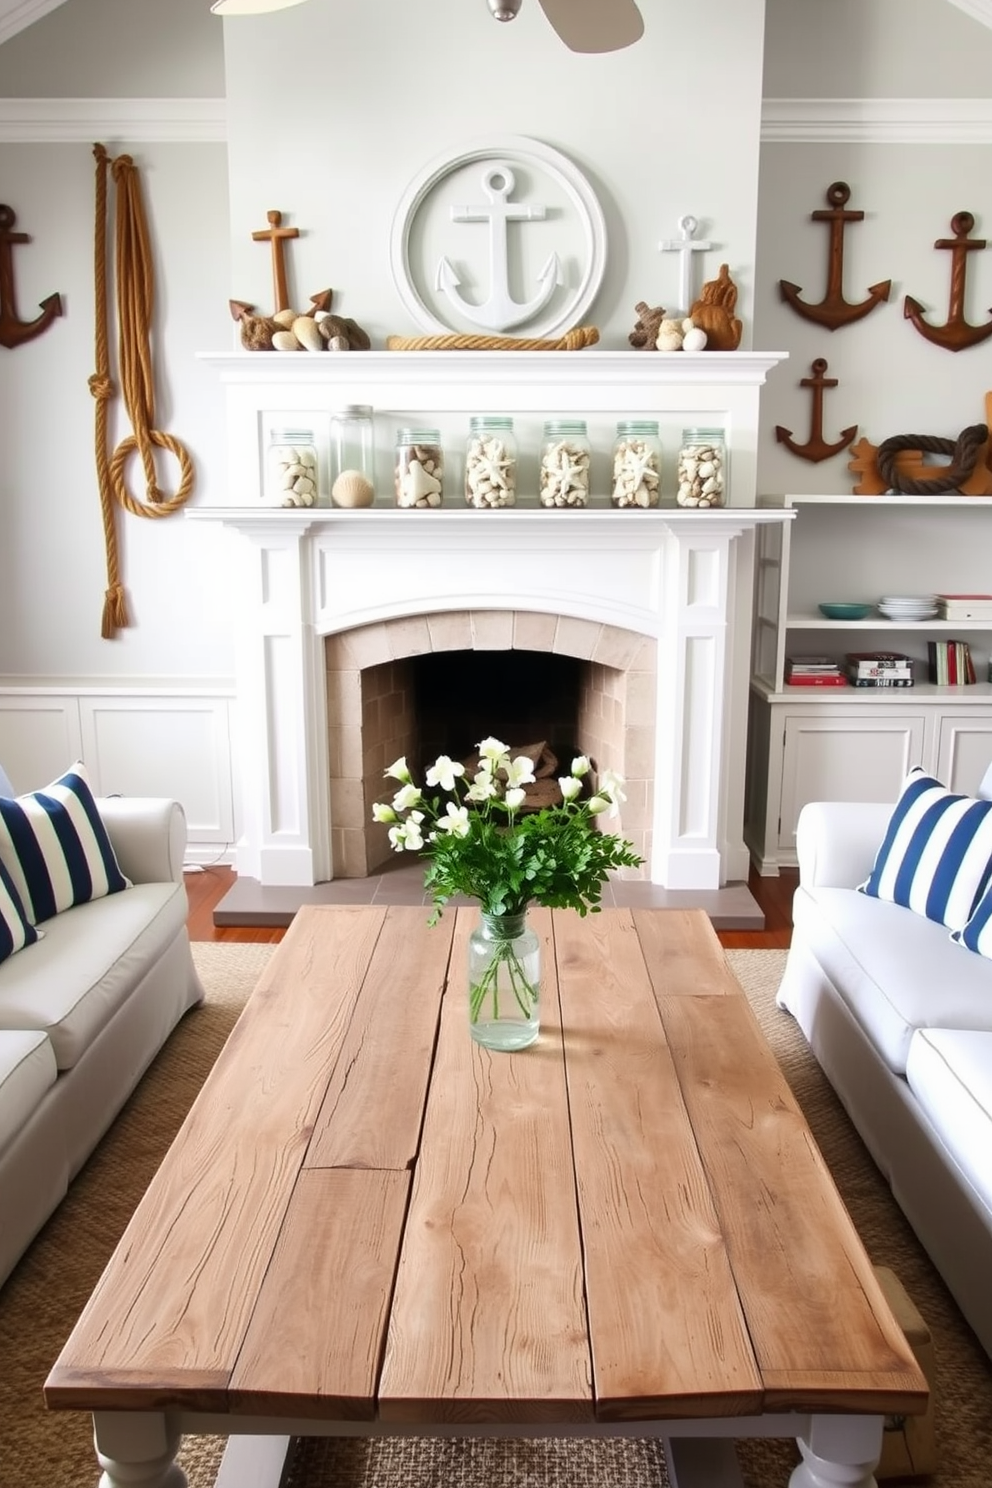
777 763 992 1360
0 763 204 1289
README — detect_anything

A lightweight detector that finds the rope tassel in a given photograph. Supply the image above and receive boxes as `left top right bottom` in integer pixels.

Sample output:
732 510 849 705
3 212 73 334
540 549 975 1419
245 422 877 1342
91 144 195 637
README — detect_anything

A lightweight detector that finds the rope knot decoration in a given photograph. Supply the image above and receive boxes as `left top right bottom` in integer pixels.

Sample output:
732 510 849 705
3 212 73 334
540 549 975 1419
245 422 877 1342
92 143 195 638
876 423 989 494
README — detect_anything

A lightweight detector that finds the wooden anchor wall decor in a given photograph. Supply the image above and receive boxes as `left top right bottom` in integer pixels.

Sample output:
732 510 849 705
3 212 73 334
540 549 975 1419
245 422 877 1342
904 211 992 352
775 358 858 463
779 182 890 330
0 203 63 349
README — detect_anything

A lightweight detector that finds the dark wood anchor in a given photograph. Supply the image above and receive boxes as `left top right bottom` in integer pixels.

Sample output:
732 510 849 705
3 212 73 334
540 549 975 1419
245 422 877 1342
904 211 992 352
779 182 890 330
0 204 63 349
775 358 858 463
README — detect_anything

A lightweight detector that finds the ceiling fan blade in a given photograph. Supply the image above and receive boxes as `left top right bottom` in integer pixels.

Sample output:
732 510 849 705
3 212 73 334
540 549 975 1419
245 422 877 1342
537 0 644 52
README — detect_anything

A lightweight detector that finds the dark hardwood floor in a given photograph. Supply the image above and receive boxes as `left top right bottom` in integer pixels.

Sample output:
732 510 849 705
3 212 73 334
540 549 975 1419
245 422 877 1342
185 864 797 950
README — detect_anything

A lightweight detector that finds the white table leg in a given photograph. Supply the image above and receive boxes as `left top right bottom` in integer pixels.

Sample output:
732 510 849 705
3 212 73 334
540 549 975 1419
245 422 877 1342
789 1414 883 1488
93 1411 187 1488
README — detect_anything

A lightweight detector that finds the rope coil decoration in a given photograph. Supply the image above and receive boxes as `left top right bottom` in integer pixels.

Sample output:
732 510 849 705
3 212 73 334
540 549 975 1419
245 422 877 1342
876 423 989 495
385 326 600 352
91 144 195 638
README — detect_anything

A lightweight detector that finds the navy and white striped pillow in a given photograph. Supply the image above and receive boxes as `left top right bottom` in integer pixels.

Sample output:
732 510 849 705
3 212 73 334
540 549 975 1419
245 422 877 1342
0 858 39 963
0 763 131 925
859 767 992 931
952 878 992 958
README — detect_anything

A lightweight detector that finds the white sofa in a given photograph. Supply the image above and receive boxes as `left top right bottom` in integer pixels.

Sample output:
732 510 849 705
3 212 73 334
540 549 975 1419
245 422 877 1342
777 765 992 1361
0 777 204 1289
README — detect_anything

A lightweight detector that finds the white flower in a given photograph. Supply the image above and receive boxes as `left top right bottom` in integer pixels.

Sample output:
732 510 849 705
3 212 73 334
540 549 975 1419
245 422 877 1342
587 795 610 815
372 802 397 823
392 783 422 812
385 756 411 784
599 768 627 817
559 775 583 801
571 755 591 777
403 812 425 851
387 824 407 851
476 736 510 770
505 755 536 788
466 776 498 802
504 787 526 810
426 754 465 792
435 802 471 838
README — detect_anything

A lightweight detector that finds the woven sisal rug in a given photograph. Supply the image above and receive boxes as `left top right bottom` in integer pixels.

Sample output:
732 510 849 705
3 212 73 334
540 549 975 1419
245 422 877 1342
1 943 990 1487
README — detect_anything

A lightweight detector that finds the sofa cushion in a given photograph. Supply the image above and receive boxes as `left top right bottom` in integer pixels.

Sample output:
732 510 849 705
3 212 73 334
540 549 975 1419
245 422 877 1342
0 859 39 965
906 1028 992 1214
0 762 131 925
859 767 992 931
0 881 187 1071
0 1029 57 1145
791 884 992 1074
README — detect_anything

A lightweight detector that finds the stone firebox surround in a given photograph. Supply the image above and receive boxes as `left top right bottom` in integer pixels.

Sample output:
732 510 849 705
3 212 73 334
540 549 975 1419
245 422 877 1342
190 350 790 895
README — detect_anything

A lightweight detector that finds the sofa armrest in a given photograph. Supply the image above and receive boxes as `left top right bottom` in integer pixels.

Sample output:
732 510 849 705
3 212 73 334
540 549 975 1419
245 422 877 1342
96 797 188 885
794 800 893 890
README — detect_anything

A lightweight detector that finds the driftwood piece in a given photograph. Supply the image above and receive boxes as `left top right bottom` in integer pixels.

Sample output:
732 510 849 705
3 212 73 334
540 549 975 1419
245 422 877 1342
848 427 992 495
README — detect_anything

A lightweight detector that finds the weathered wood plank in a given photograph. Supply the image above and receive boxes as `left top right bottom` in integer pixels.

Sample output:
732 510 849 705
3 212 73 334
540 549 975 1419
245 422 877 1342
306 906 453 1170
632 907 741 998
46 905 386 1410
230 1168 409 1417
379 907 593 1424
660 991 929 1415
554 909 763 1420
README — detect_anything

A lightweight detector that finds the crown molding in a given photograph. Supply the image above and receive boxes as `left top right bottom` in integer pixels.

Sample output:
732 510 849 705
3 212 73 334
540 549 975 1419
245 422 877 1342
762 97 992 144
0 0 67 47
945 0 992 27
0 97 226 142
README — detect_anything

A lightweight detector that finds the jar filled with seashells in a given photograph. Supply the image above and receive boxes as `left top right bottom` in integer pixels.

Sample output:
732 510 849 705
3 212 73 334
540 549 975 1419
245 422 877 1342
265 427 320 508
395 428 444 508
465 416 517 508
611 420 661 508
539 419 591 508
676 427 726 508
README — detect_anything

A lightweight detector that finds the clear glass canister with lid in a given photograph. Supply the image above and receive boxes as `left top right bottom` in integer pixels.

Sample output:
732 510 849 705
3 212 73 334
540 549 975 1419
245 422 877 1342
394 427 444 508
677 427 726 508
612 420 661 508
539 419 591 508
465 416 517 508
265 427 319 508
329 404 375 508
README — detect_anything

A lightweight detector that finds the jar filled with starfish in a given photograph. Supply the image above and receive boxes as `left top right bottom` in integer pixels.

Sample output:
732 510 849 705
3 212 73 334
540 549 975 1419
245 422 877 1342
611 420 661 508
539 419 591 508
394 428 444 508
465 416 517 508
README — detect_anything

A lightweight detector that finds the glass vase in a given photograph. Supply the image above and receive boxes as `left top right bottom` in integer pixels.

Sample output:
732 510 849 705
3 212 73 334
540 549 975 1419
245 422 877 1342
468 911 540 1051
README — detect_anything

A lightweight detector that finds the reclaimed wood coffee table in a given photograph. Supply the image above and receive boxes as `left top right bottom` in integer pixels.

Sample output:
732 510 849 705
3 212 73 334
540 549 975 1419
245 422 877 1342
46 905 927 1488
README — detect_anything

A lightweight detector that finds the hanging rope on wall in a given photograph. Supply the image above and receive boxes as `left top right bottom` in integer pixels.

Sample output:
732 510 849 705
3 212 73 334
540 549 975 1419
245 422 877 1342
90 143 195 638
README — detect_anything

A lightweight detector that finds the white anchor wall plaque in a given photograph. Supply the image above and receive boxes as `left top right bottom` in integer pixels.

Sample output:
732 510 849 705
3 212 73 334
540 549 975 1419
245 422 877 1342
390 136 606 339
658 214 714 317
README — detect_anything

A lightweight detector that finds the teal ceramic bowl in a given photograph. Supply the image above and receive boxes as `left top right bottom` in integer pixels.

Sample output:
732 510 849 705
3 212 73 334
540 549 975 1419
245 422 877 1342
818 602 873 620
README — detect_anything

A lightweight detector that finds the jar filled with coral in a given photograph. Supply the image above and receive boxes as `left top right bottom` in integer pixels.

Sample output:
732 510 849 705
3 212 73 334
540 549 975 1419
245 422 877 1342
395 428 444 508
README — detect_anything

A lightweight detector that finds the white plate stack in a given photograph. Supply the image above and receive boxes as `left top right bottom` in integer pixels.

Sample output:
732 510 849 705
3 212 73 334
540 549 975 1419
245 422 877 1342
877 595 939 620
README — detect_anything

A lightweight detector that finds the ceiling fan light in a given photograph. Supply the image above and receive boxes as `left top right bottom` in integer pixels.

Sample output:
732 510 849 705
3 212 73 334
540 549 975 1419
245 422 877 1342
210 0 310 15
487 0 523 20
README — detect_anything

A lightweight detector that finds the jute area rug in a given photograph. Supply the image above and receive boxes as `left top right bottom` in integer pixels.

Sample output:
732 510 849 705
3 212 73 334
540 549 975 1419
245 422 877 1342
1 943 990 1488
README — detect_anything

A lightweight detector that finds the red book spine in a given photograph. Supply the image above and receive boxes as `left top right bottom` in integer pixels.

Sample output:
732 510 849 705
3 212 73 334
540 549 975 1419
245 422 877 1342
785 675 849 687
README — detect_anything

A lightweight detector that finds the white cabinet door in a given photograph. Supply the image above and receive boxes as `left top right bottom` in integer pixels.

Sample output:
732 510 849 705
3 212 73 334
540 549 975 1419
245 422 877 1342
933 711 992 795
778 713 927 853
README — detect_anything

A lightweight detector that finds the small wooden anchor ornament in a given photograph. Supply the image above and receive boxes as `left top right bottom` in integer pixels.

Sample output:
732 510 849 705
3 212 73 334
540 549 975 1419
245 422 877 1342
251 209 300 313
775 358 858 463
904 211 992 352
779 182 890 330
0 203 63 349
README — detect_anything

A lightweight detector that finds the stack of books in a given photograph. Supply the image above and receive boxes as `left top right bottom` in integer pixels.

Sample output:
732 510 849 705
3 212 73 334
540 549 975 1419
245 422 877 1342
927 639 976 686
845 651 914 688
785 655 847 687
935 594 992 622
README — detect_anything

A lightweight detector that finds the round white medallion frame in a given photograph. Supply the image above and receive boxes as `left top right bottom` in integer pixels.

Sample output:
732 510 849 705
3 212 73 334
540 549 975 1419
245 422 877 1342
389 135 607 339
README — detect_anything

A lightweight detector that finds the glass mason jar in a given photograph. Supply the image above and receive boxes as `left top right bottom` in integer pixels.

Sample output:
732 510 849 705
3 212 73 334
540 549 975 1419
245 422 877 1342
539 419 591 507
612 420 661 508
465 415 517 508
265 427 319 508
468 911 540 1051
394 427 444 508
677 427 726 508
329 404 375 508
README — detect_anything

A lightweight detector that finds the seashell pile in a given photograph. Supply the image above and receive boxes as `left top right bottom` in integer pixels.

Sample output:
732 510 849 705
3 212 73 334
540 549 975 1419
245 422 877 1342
395 441 444 508
612 435 660 508
465 432 516 508
676 438 725 508
267 442 318 507
539 439 591 507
